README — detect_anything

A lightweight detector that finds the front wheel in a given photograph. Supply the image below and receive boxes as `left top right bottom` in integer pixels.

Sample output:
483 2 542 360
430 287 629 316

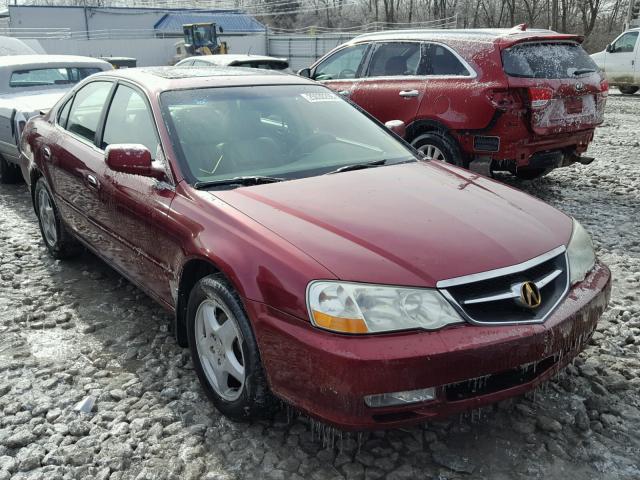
411 132 465 167
187 275 278 421
619 86 639 95
34 177 80 259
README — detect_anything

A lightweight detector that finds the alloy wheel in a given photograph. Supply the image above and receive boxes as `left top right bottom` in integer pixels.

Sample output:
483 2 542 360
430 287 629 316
37 187 57 246
418 144 446 161
194 299 245 401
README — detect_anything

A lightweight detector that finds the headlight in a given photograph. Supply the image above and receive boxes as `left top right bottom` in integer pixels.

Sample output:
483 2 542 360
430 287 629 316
306 281 463 334
567 219 596 285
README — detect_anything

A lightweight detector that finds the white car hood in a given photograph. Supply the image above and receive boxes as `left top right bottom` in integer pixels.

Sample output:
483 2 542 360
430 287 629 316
0 87 68 114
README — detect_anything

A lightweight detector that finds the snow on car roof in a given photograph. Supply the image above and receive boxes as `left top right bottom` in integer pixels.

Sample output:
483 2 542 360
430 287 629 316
183 54 288 65
93 66 312 93
352 28 580 44
0 54 111 69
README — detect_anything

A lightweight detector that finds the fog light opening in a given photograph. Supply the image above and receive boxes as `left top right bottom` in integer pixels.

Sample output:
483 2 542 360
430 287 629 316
364 387 436 408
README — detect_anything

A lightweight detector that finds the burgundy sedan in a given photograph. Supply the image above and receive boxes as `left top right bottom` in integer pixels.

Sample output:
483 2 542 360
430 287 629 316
19 67 610 430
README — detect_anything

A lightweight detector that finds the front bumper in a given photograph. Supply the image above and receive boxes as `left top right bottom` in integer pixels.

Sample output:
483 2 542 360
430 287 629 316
248 262 611 430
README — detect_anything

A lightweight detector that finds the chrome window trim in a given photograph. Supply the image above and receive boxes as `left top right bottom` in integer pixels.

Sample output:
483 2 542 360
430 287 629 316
437 246 569 326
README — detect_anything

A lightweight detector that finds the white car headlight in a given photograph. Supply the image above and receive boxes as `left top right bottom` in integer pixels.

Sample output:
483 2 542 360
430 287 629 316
307 281 463 334
567 219 596 285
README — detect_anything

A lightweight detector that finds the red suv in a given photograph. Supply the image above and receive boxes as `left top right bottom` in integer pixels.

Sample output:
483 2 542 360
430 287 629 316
300 26 609 179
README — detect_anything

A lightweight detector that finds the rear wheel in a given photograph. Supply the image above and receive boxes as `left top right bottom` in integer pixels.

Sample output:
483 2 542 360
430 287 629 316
619 86 639 95
187 274 278 421
411 132 465 167
34 177 80 259
0 155 22 184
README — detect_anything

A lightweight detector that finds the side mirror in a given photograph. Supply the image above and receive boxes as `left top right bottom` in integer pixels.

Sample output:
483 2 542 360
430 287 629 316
297 67 311 78
218 26 224 34
384 120 406 139
605 44 612 53
105 144 163 179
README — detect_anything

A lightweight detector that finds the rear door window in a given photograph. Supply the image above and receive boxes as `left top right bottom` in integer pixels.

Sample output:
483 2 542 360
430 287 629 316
366 42 422 77
610 32 638 53
313 44 369 80
502 42 598 78
66 81 112 143
423 43 470 76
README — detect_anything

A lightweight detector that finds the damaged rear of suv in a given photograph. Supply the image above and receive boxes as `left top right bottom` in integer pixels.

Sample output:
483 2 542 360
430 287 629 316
301 25 608 179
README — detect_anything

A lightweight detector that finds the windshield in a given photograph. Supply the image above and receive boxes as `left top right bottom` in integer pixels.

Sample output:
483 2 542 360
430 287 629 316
161 85 415 185
9 67 102 88
502 42 598 79
234 61 289 71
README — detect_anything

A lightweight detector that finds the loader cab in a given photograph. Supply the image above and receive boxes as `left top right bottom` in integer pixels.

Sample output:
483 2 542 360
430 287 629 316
183 23 227 56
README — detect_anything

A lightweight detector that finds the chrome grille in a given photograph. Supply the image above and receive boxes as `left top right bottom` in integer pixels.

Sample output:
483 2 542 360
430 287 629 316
437 247 569 325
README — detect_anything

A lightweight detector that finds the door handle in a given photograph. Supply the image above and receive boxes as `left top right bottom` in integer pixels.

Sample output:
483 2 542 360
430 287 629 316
42 146 51 161
337 90 351 97
86 174 99 189
399 90 420 98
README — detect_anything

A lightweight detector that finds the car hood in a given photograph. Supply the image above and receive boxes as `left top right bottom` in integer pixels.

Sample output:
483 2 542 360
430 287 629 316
590 51 605 70
212 162 573 287
0 87 69 114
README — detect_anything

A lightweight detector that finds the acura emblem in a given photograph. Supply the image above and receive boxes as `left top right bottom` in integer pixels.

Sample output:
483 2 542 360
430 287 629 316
575 82 584 92
519 281 542 309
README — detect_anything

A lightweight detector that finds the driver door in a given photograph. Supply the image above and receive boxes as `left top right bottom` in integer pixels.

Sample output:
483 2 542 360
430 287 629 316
312 43 370 100
605 31 638 84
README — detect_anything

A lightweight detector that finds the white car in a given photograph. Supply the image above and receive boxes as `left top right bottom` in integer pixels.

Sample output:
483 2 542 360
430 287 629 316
591 28 640 94
175 54 291 72
0 55 112 183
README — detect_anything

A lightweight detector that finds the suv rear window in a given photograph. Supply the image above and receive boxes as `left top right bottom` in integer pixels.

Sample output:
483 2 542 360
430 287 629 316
502 42 597 79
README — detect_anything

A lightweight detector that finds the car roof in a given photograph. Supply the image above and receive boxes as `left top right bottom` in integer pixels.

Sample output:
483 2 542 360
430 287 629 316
0 54 112 69
350 27 582 45
187 54 288 65
91 66 314 93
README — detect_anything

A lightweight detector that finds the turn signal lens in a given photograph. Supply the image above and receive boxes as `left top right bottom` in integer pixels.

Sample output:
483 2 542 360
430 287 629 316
311 311 368 334
528 86 553 109
600 79 609 97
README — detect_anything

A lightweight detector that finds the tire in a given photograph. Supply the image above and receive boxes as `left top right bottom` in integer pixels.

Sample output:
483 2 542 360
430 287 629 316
411 132 465 167
514 167 552 180
0 154 22 184
34 177 81 259
619 86 639 95
187 274 278 421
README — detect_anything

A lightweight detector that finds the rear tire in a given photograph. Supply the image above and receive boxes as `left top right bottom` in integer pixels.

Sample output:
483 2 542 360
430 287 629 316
34 177 81 259
619 86 639 95
514 167 552 180
187 274 278 421
0 155 22 184
411 132 465 167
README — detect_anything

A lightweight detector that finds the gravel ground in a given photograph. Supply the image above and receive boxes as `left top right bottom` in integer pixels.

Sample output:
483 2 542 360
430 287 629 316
0 93 639 480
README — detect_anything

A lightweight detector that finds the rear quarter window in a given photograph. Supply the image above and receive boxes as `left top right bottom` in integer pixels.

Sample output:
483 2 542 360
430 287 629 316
502 42 597 79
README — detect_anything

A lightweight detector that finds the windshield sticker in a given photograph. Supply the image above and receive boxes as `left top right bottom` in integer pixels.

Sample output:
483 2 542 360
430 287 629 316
300 92 340 103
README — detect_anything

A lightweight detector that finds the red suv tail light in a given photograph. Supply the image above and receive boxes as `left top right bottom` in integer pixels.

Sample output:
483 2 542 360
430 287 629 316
528 87 554 109
600 79 609 97
486 89 522 111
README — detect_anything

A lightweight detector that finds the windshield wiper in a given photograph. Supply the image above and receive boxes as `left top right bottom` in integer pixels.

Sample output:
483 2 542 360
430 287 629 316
572 68 596 76
193 175 285 189
325 159 387 175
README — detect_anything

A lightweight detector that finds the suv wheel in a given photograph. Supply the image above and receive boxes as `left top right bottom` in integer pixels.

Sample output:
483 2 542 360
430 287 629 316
187 274 278 421
619 86 639 95
0 155 22 184
34 177 81 259
411 132 465 167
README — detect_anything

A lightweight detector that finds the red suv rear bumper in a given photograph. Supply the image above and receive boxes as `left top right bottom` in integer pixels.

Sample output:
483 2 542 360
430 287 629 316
248 262 611 430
